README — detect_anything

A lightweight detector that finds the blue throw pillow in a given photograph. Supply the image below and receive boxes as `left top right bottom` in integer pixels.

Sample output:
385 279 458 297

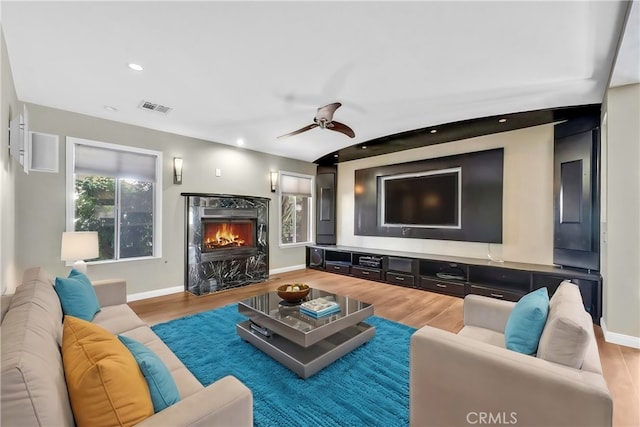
118 335 180 412
504 287 549 355
54 269 101 321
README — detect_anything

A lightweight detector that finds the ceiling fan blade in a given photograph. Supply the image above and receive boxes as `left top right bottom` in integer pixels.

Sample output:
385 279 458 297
277 123 318 139
328 121 355 138
316 102 342 121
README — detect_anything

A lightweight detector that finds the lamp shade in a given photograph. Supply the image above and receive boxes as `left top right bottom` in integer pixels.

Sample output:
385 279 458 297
61 231 99 261
173 157 183 184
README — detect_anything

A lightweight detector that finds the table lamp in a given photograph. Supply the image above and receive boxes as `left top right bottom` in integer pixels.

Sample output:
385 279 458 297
60 231 99 274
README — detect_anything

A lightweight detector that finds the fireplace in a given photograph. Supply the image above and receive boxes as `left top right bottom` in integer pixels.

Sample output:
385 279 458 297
183 194 269 295
199 208 258 262
203 219 254 248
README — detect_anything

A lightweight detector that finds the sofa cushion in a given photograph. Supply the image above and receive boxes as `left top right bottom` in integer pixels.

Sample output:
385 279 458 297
537 285 592 369
118 335 181 413
550 280 584 309
504 287 549 355
122 326 204 399
92 304 147 335
1 269 74 427
62 316 154 427
54 269 101 321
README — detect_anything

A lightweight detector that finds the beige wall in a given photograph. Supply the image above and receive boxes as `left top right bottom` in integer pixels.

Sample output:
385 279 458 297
13 104 315 295
602 83 640 340
337 124 555 265
1 27 19 295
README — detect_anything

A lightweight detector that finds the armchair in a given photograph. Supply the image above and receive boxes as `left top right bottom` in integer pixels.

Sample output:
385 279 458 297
410 286 612 427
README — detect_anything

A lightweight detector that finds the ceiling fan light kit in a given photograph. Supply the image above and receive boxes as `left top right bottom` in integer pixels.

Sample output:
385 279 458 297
278 102 355 139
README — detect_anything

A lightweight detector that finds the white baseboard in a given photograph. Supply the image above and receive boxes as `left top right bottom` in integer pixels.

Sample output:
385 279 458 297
600 318 640 349
269 264 306 275
127 286 183 302
126 265 308 302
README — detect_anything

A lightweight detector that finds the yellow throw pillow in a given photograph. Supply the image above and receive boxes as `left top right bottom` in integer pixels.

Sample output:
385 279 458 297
61 316 154 427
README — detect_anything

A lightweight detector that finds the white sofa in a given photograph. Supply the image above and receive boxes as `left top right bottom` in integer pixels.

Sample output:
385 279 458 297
1 267 253 426
410 281 612 427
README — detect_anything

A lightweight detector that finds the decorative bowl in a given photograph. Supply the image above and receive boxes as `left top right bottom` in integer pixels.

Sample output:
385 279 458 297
277 283 310 302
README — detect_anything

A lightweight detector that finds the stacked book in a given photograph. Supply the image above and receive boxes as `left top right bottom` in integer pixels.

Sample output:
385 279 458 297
300 298 341 318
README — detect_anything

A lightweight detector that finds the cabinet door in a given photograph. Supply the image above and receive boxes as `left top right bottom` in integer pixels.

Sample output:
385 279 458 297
352 266 382 281
325 262 351 275
554 121 600 271
469 285 524 302
385 272 415 287
315 166 336 244
419 277 465 297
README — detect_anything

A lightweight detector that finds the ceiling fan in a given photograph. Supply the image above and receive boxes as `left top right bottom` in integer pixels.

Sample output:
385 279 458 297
277 102 355 139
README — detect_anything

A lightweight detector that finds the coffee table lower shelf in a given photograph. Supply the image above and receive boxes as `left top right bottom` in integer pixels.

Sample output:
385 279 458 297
236 320 375 379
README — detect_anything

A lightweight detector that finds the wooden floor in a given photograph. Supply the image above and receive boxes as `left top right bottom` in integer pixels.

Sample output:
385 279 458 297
129 268 640 427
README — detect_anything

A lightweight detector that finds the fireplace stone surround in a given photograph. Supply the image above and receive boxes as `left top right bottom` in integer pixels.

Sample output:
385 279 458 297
182 193 269 295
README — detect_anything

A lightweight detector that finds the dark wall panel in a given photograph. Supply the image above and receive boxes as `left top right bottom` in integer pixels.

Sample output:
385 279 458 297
315 165 337 245
354 148 504 243
553 118 600 271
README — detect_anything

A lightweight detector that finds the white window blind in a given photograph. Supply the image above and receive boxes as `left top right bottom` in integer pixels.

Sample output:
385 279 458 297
75 143 157 182
281 174 312 196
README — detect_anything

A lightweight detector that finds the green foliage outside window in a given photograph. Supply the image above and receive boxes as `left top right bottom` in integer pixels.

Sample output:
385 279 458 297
281 196 294 244
281 195 310 244
74 175 153 260
120 179 153 258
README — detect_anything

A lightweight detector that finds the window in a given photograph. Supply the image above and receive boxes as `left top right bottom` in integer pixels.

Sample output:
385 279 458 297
66 137 162 261
279 172 313 246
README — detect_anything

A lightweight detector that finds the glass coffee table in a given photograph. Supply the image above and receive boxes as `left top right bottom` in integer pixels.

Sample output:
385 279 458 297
237 288 375 378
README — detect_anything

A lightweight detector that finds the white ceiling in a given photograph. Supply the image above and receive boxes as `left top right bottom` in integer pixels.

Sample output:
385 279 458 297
2 1 637 163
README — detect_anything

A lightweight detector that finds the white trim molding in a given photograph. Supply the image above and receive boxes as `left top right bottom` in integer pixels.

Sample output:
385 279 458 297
127 286 183 302
600 318 640 349
269 265 306 275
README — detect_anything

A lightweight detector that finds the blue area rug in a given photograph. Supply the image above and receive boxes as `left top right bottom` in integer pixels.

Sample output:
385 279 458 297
151 304 415 427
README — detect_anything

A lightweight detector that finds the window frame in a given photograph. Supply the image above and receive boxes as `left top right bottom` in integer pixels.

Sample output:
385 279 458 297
65 137 163 263
277 171 314 248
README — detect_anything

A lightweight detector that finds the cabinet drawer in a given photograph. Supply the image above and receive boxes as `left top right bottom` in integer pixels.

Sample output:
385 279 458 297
325 262 351 274
420 277 465 297
385 272 415 287
468 266 531 295
469 285 524 302
352 266 382 280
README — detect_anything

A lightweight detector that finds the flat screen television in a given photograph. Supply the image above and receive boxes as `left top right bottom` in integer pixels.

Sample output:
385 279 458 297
380 167 461 229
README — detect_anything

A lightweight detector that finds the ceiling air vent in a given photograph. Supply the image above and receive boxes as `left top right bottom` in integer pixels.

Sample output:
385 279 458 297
137 100 173 114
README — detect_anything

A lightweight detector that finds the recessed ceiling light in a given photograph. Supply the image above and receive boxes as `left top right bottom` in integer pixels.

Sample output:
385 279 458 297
334 154 339 158
236 138 245 146
128 63 143 71
430 129 437 134
104 106 118 112
361 145 367 150
498 118 507 123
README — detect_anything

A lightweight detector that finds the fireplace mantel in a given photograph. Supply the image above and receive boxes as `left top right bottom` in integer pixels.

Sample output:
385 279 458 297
182 193 270 295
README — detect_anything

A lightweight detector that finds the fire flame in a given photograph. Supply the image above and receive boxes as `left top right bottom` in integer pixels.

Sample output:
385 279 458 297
204 223 247 249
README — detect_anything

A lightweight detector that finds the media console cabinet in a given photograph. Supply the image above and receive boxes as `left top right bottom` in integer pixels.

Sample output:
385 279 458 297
306 245 602 324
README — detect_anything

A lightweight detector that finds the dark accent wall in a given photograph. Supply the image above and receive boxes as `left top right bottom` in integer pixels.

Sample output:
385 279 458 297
354 148 504 243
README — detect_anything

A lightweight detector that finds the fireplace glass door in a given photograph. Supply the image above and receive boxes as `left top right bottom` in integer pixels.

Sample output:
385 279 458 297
202 219 256 253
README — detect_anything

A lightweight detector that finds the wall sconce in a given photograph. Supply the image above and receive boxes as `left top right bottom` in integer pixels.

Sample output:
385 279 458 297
270 171 278 193
173 157 183 185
